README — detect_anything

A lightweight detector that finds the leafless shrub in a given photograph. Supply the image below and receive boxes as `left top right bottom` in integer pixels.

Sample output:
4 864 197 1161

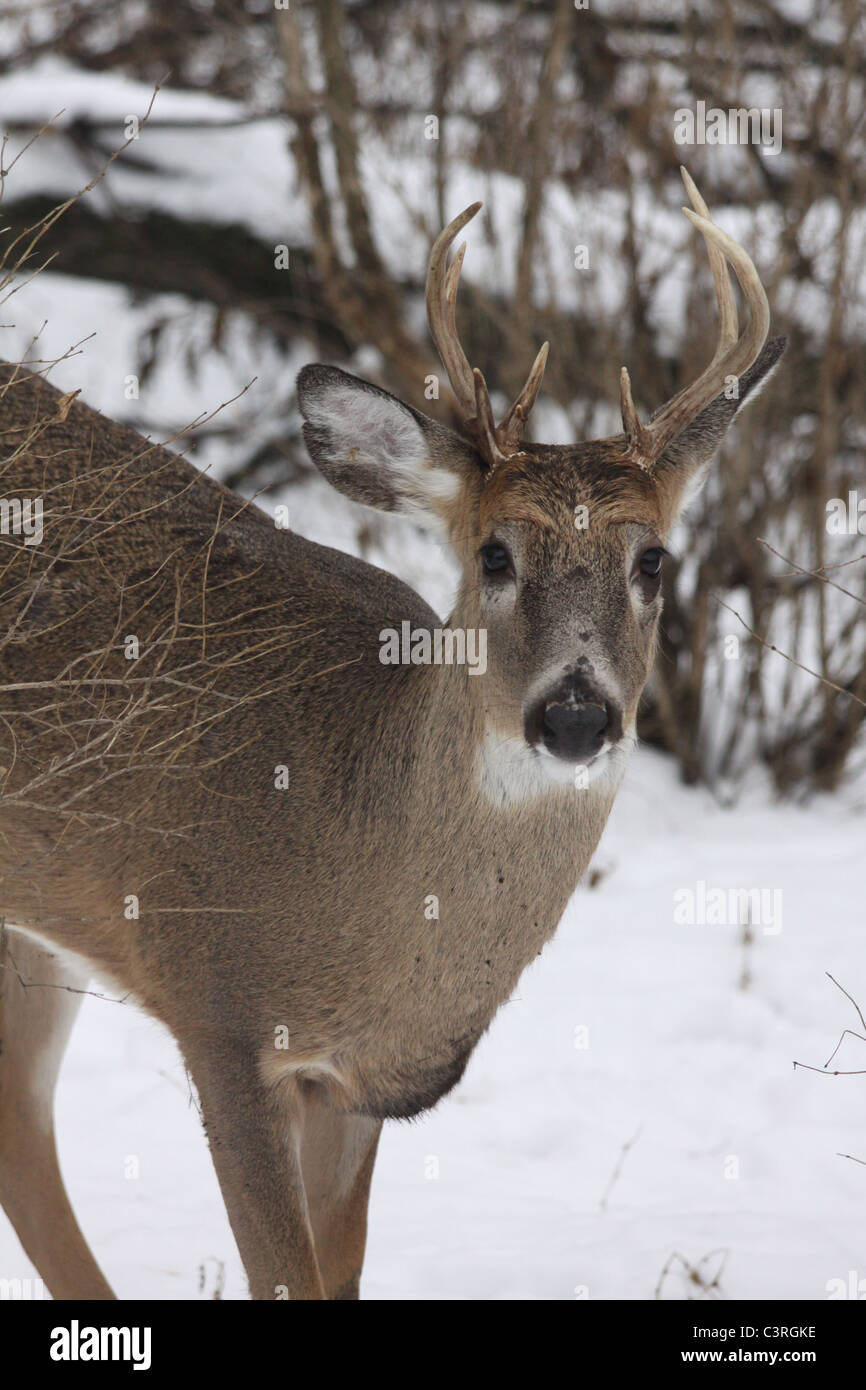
0 130 329 933
655 1247 729 1301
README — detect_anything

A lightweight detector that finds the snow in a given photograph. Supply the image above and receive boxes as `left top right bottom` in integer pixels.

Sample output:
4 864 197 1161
0 57 307 243
0 56 246 127
1 748 863 1300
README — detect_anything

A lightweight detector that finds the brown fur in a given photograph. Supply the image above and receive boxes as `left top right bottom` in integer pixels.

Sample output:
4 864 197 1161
0 334 781 1297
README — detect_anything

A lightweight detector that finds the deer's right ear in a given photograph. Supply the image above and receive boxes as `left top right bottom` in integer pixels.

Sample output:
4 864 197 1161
297 364 478 524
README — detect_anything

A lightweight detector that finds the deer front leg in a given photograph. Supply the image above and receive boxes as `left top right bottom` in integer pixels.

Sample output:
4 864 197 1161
297 1083 381 1300
187 1045 325 1300
0 929 115 1300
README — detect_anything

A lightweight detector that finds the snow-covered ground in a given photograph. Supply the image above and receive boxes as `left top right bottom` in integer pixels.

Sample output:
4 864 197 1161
1 748 863 1301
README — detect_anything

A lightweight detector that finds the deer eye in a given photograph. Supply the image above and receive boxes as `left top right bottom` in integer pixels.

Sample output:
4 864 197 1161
634 546 667 598
639 547 665 579
480 542 513 577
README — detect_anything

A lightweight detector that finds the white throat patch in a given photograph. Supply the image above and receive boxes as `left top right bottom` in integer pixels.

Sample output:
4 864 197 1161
477 727 634 808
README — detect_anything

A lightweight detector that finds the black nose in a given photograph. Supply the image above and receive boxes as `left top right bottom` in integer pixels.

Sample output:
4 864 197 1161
541 698 609 762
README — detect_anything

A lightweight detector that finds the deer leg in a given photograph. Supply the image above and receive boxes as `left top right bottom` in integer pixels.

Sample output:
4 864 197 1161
0 927 115 1299
297 1083 381 1300
186 1045 325 1300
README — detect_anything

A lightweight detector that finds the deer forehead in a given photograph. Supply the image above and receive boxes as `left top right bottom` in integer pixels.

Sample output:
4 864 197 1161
474 444 667 544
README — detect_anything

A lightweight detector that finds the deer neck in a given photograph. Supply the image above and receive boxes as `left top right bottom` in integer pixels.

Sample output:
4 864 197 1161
322 608 627 1116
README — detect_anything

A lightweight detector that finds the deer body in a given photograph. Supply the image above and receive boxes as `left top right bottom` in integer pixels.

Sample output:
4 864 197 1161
0 382 611 1106
0 172 784 1298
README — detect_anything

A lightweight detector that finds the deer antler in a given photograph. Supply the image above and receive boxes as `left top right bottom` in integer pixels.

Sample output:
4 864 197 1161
620 166 771 470
426 202 549 471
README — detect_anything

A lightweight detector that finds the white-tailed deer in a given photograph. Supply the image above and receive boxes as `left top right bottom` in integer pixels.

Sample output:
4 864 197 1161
0 170 784 1299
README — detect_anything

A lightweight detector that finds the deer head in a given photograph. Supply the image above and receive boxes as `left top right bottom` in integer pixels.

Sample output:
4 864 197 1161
298 169 785 798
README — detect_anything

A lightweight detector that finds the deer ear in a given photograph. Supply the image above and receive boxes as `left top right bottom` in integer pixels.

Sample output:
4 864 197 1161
297 364 476 523
653 336 787 515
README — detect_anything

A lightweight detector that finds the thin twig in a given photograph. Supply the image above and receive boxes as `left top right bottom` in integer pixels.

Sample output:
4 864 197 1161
599 1124 642 1210
717 598 866 708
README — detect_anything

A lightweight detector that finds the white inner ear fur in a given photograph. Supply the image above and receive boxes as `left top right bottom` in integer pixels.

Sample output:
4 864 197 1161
736 354 783 407
305 383 460 516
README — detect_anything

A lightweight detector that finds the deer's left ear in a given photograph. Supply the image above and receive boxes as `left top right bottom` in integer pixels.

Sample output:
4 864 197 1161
653 335 786 516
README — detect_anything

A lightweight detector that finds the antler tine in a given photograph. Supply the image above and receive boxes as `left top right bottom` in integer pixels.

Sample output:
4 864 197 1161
472 368 510 467
499 341 550 452
444 243 466 307
680 166 737 364
426 201 551 470
620 171 770 467
619 367 653 467
426 202 483 423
